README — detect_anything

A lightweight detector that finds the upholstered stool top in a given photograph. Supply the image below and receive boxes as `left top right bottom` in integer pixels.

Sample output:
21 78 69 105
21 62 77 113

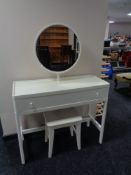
116 73 131 83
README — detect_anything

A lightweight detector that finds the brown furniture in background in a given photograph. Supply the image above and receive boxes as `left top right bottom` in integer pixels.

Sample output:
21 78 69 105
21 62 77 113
110 51 119 61
40 26 69 64
122 51 131 68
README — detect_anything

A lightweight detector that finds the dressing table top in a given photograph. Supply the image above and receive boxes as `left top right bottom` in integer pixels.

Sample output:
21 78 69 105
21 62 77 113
13 75 109 98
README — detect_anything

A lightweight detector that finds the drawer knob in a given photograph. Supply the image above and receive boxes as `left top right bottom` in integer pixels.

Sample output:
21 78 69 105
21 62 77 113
29 102 35 108
96 92 99 96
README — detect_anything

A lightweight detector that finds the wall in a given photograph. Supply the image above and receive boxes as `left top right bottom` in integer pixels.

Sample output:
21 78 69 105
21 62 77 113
109 22 131 36
105 21 110 39
0 0 107 136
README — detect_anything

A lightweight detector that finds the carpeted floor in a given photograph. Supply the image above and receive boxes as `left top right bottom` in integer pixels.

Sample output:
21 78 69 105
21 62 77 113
0 79 131 175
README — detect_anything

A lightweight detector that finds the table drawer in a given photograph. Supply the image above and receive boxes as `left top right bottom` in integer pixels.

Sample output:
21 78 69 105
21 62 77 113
15 87 108 115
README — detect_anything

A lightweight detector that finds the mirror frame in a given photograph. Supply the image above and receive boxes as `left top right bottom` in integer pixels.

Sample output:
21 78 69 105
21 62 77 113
34 23 81 74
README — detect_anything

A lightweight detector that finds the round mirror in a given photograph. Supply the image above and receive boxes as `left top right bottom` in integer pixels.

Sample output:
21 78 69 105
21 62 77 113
36 24 80 72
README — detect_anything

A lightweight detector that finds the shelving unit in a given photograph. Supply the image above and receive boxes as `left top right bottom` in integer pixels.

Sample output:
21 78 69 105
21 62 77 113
100 67 108 77
102 55 111 62
40 26 69 63
100 62 112 79
96 102 104 117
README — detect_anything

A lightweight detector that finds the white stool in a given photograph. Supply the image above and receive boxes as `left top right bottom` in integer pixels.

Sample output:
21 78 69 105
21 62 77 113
44 108 82 158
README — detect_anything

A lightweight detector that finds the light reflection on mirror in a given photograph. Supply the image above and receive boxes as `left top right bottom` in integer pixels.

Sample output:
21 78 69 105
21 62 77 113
36 24 80 72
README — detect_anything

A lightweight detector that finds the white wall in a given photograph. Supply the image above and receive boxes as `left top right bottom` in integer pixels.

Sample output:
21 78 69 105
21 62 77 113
0 0 107 136
109 22 131 36
105 21 110 39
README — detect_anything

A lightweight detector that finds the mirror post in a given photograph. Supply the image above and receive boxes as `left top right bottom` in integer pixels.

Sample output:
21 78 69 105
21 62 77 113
57 73 60 82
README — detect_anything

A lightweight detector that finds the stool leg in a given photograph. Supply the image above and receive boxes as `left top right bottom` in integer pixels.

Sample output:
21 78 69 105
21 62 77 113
86 119 90 127
70 126 74 136
48 128 54 158
45 125 48 142
75 123 81 150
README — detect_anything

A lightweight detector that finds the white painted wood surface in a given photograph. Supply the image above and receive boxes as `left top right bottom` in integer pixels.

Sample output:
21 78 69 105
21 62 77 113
12 74 109 164
12 75 109 98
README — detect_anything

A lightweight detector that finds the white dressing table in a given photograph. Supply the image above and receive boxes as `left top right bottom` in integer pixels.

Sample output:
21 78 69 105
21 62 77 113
12 74 109 164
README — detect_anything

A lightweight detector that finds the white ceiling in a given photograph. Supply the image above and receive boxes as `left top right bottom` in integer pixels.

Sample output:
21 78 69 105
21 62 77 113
108 0 131 22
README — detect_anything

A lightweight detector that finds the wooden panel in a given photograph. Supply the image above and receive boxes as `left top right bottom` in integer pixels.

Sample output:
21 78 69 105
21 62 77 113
40 26 69 63
40 26 68 47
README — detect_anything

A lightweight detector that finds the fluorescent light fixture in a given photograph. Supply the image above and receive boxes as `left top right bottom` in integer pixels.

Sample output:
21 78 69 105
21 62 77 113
109 20 115 24
127 13 131 16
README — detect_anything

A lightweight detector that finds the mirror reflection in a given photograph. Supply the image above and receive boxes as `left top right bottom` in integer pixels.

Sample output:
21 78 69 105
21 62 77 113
36 25 80 72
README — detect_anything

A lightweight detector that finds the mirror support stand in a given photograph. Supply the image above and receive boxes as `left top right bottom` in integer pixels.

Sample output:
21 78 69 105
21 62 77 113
57 73 60 82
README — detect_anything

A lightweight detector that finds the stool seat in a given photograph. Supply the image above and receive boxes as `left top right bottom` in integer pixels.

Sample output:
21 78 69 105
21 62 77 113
116 72 131 82
115 72 131 88
45 108 82 128
44 108 82 158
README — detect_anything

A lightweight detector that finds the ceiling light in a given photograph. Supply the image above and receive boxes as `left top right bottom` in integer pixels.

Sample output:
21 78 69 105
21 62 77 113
109 21 115 24
127 13 131 16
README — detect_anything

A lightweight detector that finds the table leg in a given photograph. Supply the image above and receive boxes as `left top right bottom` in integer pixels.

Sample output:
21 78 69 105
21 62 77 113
99 100 108 144
13 97 25 164
15 114 25 164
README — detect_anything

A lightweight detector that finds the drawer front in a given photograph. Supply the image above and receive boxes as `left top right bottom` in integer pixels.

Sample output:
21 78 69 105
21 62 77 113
15 87 109 115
